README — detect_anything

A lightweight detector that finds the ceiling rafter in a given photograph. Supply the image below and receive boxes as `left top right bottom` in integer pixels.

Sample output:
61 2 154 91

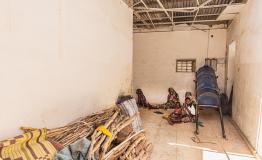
140 0 156 28
131 0 247 31
192 8 200 26
156 0 173 22
135 19 227 26
133 13 221 22
133 11 149 27
134 3 243 13
196 0 200 6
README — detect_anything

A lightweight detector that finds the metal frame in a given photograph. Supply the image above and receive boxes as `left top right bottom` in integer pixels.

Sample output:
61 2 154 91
194 72 226 138
156 0 172 22
134 3 244 13
140 0 156 28
133 13 222 23
131 0 248 31
135 19 228 26
195 104 226 138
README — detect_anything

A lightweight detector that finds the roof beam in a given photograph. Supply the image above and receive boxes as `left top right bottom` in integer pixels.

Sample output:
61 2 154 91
198 0 214 11
133 13 220 22
196 0 200 6
134 3 243 13
133 11 149 27
140 0 155 28
129 1 141 8
135 19 226 26
192 9 200 25
156 0 173 22
146 12 155 28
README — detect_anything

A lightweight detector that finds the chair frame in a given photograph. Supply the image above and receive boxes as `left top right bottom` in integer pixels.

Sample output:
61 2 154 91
195 104 226 138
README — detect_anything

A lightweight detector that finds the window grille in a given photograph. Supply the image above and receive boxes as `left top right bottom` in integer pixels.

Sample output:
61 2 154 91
205 58 217 71
176 59 196 72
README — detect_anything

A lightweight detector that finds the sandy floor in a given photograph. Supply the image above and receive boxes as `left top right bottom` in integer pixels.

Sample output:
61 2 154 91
140 108 256 160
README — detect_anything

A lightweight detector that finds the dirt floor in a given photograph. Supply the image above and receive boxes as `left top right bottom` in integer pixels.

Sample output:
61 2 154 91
140 108 257 160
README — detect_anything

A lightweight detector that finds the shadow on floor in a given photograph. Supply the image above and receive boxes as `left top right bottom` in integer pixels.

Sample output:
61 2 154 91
140 108 256 160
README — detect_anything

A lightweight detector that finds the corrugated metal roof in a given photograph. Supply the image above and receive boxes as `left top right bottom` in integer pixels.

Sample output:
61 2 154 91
132 0 247 30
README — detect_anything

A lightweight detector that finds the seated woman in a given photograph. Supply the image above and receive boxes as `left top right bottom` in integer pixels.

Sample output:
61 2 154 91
165 87 179 109
136 89 151 108
167 101 183 125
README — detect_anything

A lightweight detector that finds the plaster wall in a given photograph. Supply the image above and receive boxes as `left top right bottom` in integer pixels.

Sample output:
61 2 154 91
227 0 262 151
133 29 227 103
0 0 133 140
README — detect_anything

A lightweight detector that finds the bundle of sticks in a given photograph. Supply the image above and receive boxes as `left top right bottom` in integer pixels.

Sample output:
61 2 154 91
87 109 139 159
105 130 152 160
21 107 117 146
21 106 153 160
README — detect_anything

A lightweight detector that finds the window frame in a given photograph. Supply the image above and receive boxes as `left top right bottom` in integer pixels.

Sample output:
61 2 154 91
176 59 196 73
205 58 217 71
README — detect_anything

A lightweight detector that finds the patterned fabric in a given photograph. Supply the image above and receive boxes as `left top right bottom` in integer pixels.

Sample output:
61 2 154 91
0 129 56 160
119 98 141 132
55 138 95 160
168 88 179 102
168 109 183 124
150 88 180 109
166 88 180 109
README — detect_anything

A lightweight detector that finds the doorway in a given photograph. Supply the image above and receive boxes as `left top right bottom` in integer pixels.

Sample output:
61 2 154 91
257 97 262 157
226 41 237 98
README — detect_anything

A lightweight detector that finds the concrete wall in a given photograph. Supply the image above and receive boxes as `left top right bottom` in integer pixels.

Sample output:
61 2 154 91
133 29 227 103
0 0 133 140
227 0 262 151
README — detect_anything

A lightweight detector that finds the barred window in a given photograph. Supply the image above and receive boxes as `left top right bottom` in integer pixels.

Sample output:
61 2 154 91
205 58 217 71
176 59 196 72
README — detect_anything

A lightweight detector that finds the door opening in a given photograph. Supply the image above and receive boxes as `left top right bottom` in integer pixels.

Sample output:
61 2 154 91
257 97 262 157
226 41 236 98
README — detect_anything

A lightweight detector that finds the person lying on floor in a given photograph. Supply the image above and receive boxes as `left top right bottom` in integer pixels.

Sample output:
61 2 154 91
136 88 151 108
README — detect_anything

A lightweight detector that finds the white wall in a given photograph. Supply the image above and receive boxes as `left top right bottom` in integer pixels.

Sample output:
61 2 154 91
0 0 133 140
227 0 262 151
133 29 227 103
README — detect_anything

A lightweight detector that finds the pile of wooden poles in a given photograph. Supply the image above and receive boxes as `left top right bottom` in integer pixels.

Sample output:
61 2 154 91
21 106 152 160
87 108 137 159
21 107 116 146
105 130 152 160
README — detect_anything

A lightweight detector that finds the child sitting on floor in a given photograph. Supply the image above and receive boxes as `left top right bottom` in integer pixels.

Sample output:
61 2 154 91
183 96 197 122
167 101 183 125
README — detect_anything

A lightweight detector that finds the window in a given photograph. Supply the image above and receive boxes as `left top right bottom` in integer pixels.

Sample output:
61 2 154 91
176 59 196 72
205 58 217 71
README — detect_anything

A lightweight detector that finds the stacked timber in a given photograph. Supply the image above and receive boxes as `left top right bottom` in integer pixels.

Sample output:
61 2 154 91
21 105 152 160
